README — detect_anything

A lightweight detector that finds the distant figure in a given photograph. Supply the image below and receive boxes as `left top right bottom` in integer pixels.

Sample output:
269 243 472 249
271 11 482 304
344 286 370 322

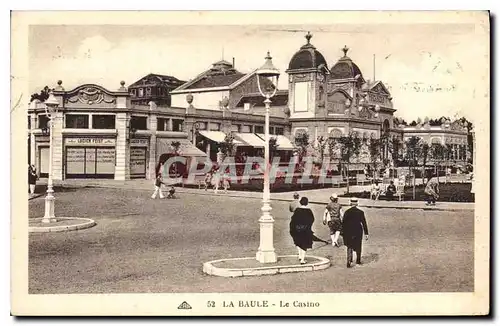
370 180 381 200
166 186 176 199
222 172 230 193
151 174 166 199
323 193 344 247
385 181 396 201
425 174 440 205
212 170 221 194
342 198 369 268
289 197 315 264
28 164 38 195
203 171 212 191
289 192 300 213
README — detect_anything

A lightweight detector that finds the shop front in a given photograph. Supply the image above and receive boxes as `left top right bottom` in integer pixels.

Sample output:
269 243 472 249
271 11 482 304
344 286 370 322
130 138 149 179
64 137 116 179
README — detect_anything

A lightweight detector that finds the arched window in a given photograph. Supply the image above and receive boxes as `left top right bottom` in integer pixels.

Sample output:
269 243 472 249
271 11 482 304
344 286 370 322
329 128 343 138
383 119 390 135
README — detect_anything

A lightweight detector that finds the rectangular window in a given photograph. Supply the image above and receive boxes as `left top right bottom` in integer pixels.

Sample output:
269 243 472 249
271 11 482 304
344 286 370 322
275 127 284 135
66 147 85 174
208 122 220 131
197 122 206 130
157 118 170 131
294 81 309 112
38 115 49 129
130 89 137 97
231 124 240 132
241 125 251 133
146 87 152 96
65 114 89 129
138 88 144 97
92 115 116 129
28 116 31 130
130 116 148 130
254 125 264 134
172 119 184 132
96 148 116 174
244 103 251 111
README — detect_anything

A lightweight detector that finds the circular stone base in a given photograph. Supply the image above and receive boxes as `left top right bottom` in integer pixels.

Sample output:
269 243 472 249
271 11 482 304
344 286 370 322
203 255 330 277
29 217 96 233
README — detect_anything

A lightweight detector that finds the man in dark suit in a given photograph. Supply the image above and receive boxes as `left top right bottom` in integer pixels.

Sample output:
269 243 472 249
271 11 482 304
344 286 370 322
342 198 369 268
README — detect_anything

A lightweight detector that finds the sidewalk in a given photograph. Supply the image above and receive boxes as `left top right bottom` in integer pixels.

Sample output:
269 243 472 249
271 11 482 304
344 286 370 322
35 178 474 212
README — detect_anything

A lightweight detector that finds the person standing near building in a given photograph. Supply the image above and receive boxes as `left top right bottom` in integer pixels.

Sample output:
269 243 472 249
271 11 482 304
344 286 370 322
425 174 440 205
289 197 315 264
323 193 343 247
151 174 166 199
289 192 300 213
28 164 38 195
212 169 221 194
342 198 369 268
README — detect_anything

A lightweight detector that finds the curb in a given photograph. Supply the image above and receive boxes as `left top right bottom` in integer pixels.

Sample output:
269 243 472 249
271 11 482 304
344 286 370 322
28 194 44 201
29 217 96 233
49 183 474 212
203 255 331 277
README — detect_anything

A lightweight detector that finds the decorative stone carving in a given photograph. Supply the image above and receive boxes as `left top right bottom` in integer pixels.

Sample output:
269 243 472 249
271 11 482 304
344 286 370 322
67 87 116 105
293 74 311 82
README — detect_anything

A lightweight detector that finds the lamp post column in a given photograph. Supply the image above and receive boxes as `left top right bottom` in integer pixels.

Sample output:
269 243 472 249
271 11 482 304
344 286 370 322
256 96 277 263
42 117 56 223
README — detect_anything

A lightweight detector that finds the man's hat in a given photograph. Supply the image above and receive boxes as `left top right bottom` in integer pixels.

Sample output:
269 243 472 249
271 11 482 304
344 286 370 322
293 192 300 199
330 193 338 199
350 197 359 205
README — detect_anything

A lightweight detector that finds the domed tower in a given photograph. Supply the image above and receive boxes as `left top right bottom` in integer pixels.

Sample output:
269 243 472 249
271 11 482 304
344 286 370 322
326 45 366 116
286 32 329 119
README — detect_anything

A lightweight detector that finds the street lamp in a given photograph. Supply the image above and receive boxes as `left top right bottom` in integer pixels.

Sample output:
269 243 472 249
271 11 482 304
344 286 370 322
42 91 59 224
255 51 280 263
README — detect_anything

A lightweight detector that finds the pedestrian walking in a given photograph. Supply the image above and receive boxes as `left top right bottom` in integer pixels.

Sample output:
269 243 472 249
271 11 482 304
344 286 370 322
222 172 230 193
289 197 315 264
28 164 38 195
424 174 440 205
289 192 300 213
342 198 369 268
203 171 212 191
212 170 221 194
323 193 344 247
151 174 166 199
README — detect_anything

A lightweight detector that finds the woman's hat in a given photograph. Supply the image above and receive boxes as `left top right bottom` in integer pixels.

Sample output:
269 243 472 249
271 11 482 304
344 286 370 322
350 197 359 205
331 193 338 199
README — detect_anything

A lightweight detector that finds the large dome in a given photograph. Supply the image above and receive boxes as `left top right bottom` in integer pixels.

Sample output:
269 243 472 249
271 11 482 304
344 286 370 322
287 32 327 71
330 46 364 80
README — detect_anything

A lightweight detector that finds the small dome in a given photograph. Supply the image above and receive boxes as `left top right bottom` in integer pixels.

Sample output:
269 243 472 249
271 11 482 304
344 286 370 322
288 32 327 71
330 45 364 80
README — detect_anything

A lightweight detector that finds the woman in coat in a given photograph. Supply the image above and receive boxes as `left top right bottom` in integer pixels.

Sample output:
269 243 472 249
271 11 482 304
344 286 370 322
28 164 37 195
289 197 315 264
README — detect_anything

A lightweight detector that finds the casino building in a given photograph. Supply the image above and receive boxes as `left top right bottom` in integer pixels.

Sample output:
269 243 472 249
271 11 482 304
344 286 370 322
27 33 469 181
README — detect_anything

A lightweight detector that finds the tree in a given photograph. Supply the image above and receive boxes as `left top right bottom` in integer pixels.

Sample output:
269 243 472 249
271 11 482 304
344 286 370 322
219 133 236 159
294 132 310 159
389 136 403 167
269 137 279 163
404 136 422 199
30 86 52 103
314 136 328 165
430 143 445 182
329 132 362 194
368 137 383 179
421 141 430 183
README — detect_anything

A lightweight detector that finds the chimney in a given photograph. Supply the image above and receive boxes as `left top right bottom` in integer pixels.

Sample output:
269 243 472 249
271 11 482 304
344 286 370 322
232 57 235 68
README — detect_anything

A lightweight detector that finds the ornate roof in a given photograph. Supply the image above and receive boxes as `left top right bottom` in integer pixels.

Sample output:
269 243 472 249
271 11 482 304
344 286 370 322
174 60 246 90
330 46 364 81
287 32 327 71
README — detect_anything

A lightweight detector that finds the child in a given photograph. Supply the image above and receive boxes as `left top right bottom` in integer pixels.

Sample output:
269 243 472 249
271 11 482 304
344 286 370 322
204 171 212 191
167 186 176 199
151 174 166 199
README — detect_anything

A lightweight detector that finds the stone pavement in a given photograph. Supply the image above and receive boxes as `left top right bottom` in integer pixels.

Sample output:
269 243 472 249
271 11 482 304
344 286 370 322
34 178 474 212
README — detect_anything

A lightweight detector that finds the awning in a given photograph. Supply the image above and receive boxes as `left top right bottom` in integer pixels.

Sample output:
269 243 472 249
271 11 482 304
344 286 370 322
198 130 243 145
256 134 295 150
234 133 265 148
156 138 208 158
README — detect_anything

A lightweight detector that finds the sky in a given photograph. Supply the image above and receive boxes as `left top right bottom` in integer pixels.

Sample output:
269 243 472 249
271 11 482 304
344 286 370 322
28 22 488 123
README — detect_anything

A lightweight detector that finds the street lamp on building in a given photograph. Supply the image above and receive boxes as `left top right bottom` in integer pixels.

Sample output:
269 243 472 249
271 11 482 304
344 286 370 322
255 51 280 263
42 91 59 224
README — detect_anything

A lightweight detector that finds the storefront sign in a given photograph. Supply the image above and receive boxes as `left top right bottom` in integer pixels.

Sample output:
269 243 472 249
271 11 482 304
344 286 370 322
130 138 149 146
65 137 116 146
130 147 146 176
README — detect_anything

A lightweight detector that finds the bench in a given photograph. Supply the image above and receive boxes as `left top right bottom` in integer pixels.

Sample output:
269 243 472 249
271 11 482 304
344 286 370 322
356 174 367 185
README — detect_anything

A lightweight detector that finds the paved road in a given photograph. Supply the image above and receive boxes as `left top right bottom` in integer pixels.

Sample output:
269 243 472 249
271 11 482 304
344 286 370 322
29 187 474 294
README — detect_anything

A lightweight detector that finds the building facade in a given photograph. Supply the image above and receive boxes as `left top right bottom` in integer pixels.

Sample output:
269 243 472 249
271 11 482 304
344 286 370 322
129 73 186 106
